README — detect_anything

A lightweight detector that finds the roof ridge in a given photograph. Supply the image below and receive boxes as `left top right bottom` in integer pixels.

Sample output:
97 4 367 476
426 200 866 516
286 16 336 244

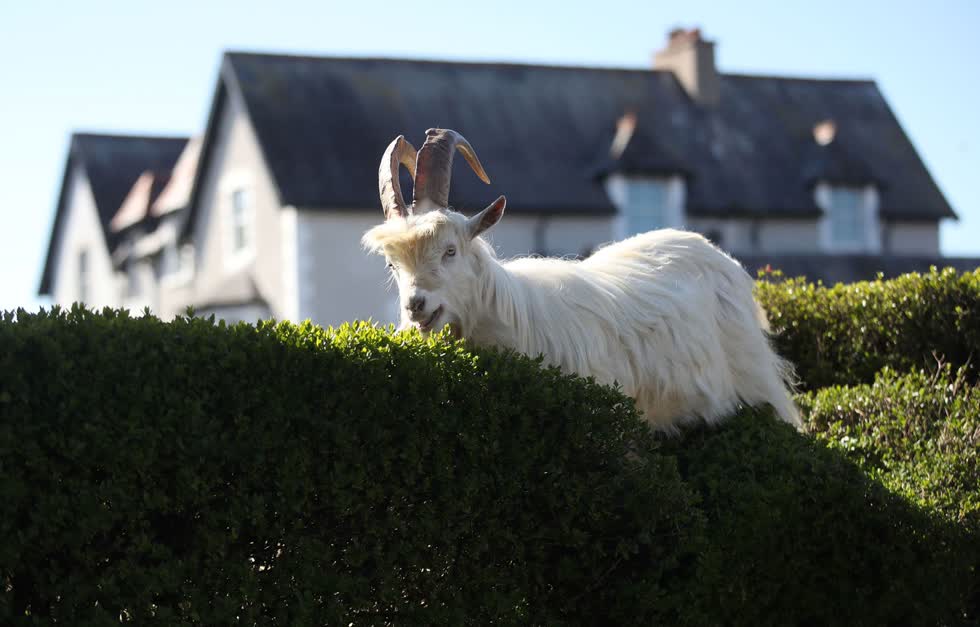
72 131 191 142
224 50 879 84
224 50 673 76
722 72 877 85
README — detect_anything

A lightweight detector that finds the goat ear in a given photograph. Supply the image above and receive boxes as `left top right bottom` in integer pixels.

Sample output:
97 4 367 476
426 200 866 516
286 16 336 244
467 195 507 239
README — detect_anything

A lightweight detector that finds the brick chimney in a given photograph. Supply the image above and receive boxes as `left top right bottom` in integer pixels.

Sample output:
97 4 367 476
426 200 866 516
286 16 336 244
653 28 720 106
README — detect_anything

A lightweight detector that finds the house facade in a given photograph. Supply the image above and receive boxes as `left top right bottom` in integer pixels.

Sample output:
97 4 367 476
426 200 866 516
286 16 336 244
39 134 188 312
40 30 975 327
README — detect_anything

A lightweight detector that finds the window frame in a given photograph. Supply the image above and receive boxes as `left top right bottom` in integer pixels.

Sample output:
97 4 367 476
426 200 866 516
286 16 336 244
606 174 686 240
161 241 195 287
220 175 257 273
77 248 90 304
817 182 880 253
230 188 251 253
125 259 141 298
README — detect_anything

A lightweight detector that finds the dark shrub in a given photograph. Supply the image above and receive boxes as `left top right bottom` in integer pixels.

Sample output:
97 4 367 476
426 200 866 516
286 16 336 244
0 306 701 625
659 408 975 627
755 267 980 390
799 365 980 620
1 307 974 625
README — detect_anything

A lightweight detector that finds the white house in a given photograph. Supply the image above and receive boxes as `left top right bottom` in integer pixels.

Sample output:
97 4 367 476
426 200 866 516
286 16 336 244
39 134 187 312
40 29 972 326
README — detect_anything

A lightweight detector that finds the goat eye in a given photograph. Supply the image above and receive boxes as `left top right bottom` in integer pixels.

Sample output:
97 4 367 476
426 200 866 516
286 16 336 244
444 246 456 259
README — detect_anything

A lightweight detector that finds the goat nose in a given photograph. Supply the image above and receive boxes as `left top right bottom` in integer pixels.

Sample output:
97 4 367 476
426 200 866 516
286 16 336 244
407 295 426 313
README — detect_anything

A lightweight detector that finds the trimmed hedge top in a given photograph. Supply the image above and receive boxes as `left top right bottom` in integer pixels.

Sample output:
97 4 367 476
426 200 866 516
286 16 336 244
800 365 980 620
0 307 701 625
2 306 977 625
756 266 980 390
801 365 979 530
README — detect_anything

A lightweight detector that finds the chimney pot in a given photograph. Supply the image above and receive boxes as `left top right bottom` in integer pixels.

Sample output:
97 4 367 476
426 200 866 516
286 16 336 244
813 120 837 146
654 27 720 106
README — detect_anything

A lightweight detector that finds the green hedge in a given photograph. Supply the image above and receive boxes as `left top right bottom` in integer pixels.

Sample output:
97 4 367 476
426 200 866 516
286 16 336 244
661 409 975 627
0 307 702 625
799 365 980 618
0 308 975 625
756 266 980 390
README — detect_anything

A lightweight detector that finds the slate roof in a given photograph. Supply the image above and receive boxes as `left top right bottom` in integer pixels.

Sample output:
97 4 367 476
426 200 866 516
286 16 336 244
202 52 953 222
152 137 202 217
109 170 172 233
39 133 188 295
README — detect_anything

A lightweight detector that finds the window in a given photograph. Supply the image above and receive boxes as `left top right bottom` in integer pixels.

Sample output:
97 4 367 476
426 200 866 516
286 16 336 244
126 261 141 297
817 183 880 253
221 176 257 273
162 243 194 284
78 249 89 303
605 174 685 241
179 245 194 275
827 187 866 247
622 179 672 236
230 188 252 254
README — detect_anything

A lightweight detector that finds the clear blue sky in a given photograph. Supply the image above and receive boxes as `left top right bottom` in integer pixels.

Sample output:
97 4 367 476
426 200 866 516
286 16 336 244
2 0 978 312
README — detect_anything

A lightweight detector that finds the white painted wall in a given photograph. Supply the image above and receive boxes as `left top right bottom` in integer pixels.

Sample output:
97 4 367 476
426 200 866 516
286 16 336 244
598 176 944 258
122 258 157 313
484 214 614 260
886 222 940 256
189 87 285 317
50 165 121 309
282 200 941 330
288 209 616 328
196 303 271 325
292 210 399 326
687 217 823 254
687 218 757 253
688 215 941 257
155 216 195 319
279 206 300 322
758 218 822 253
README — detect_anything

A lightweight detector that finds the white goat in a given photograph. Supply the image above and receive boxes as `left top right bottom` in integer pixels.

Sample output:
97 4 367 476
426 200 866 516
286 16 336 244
363 129 800 432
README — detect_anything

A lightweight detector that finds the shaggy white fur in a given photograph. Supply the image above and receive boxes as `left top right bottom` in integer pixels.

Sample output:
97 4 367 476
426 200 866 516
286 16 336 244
363 208 800 433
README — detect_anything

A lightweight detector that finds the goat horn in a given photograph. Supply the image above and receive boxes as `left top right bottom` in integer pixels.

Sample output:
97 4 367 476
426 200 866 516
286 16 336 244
378 135 418 220
413 129 491 211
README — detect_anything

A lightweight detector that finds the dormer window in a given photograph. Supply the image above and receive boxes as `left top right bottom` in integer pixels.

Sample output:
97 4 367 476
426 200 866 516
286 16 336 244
827 187 865 246
605 174 686 240
624 179 671 234
816 182 881 253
